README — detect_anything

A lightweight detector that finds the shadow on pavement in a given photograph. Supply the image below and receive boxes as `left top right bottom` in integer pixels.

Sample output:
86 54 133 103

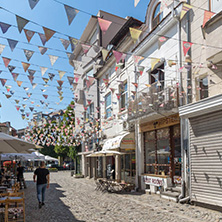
24 180 85 222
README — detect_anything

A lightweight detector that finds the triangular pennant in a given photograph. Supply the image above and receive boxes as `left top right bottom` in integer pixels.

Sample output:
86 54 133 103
29 107 34 112
28 0 40 9
72 83 78 91
138 66 145 75
2 57 11 67
42 78 49 84
0 79 7 87
16 15 29 33
28 75 34 84
10 90 15 95
98 18 112 34
129 27 142 43
17 81 23 87
64 5 79 25
11 73 19 81
81 44 91 54
26 112 30 117
183 41 193 56
203 10 215 28
22 104 27 108
38 46 47 55
28 69 36 76
116 93 121 100
87 99 92 105
66 52 72 59
133 55 144 65
24 49 34 61
8 65 16 73
41 89 46 92
48 73 55 81
67 76 74 85
24 29 35 43
103 79 109 87
32 83 37 89
132 82 138 88
57 80 64 87
43 27 55 41
5 94 12 99
0 22 11 34
168 60 176 67
5 85 11 92
58 71 65 80
16 106 20 111
60 38 70 50
38 33 47 46
151 58 161 70
69 37 78 52
134 0 140 7
21 62 30 72
113 50 126 63
43 94 48 99
15 99 20 104
40 67 48 76
88 76 95 85
102 49 109 61
48 55 58 66
110 88 116 93
0 44 5 55
86 80 91 89
158 36 169 49
180 3 193 20
57 86 62 91
7 39 18 52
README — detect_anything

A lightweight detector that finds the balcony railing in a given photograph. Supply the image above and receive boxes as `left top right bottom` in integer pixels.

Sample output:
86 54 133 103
128 84 179 120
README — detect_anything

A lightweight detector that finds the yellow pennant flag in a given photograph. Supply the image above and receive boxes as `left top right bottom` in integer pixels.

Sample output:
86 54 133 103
101 49 109 61
151 58 160 71
129 28 142 43
180 3 193 20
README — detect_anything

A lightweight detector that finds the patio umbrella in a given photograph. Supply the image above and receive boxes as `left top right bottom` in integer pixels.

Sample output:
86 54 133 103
45 155 58 162
0 132 40 153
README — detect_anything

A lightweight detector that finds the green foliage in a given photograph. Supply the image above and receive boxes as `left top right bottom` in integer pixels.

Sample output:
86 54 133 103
54 145 69 157
68 146 77 160
40 145 58 158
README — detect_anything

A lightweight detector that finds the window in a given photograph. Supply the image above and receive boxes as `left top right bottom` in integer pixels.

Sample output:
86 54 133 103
210 0 222 14
150 64 164 90
152 3 163 28
85 103 94 120
199 76 208 100
119 82 128 112
105 93 112 119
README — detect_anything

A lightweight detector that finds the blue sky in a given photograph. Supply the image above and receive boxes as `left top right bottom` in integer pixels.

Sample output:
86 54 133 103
0 0 149 130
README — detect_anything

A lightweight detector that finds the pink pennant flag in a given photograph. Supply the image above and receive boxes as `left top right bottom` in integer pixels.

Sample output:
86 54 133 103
81 44 91 54
113 50 126 63
98 18 112 34
2 57 11 67
183 41 193 56
16 106 20 111
88 76 95 85
0 79 7 86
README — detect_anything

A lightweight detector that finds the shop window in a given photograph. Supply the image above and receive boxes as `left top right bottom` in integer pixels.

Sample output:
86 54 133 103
119 82 128 112
199 76 208 100
210 0 222 14
152 3 163 28
150 63 164 90
105 92 112 119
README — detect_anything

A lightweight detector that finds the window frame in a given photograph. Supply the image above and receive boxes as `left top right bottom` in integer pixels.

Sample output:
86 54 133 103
199 76 209 100
150 63 165 90
105 92 112 119
119 81 128 112
152 3 163 28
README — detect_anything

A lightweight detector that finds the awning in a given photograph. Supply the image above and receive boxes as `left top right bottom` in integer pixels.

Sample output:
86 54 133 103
77 151 93 156
86 150 125 157
102 132 135 151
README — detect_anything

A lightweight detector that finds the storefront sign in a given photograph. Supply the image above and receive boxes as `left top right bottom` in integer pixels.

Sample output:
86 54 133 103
140 114 180 132
143 175 164 186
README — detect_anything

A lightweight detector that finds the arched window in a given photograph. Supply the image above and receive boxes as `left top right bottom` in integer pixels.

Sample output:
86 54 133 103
152 3 163 28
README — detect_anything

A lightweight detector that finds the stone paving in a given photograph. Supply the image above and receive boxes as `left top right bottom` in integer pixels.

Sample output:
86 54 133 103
23 171 222 222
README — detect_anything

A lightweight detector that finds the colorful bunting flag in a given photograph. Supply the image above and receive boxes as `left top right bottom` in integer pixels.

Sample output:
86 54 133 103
81 44 91 54
98 18 112 34
67 76 74 85
29 107 34 112
69 37 78 52
66 52 72 59
38 46 47 55
2 57 11 67
5 94 12 99
102 49 109 61
72 83 78 91
0 79 7 87
138 66 145 75
28 75 34 84
16 106 20 111
168 60 176 67
64 5 79 25
21 62 30 72
15 99 20 104
5 85 11 92
203 10 215 28
88 76 95 86
28 69 36 76
116 93 121 100
0 44 5 55
58 71 65 80
0 22 11 34
57 80 64 87
32 83 37 89
134 0 140 7
8 65 16 73
132 82 138 88
180 3 193 20
48 55 58 66
48 73 55 81
43 94 48 99
17 81 23 87
42 78 49 84
16 15 29 33
183 41 193 56
129 27 142 43
28 0 40 9
113 50 126 63
43 27 55 41
133 55 144 65
103 79 109 87
7 39 18 52
40 67 48 76
151 58 161 70
38 33 47 46
60 38 70 50
24 49 34 61
158 36 168 49
24 29 35 43
11 73 19 81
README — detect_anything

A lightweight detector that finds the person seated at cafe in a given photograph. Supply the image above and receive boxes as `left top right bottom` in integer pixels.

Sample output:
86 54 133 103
17 163 27 189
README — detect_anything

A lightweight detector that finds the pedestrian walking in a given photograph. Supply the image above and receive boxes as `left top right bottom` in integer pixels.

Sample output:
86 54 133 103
33 161 50 209
17 163 27 189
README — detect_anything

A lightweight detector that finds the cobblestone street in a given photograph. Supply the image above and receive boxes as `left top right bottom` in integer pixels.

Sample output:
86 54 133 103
23 171 222 222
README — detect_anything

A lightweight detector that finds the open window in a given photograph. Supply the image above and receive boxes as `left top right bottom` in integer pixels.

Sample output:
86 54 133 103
150 63 165 90
152 3 163 28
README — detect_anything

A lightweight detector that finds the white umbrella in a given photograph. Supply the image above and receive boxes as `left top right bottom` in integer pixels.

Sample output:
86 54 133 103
0 132 40 153
1 153 36 161
31 151 45 160
45 155 58 162
87 150 126 157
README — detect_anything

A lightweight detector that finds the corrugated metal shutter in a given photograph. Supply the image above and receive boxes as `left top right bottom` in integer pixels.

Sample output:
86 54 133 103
190 110 222 207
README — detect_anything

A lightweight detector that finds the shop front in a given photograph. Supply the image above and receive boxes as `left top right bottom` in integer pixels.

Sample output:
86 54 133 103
140 114 181 192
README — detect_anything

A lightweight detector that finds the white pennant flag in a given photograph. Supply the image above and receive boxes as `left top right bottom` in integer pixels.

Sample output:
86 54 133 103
134 0 140 7
58 71 66 80
0 44 5 55
48 55 58 66
40 67 48 76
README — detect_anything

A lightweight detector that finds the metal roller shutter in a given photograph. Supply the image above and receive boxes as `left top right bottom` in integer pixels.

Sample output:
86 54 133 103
189 110 222 207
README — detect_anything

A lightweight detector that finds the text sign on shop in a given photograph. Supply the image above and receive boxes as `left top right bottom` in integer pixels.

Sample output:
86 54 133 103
143 176 164 186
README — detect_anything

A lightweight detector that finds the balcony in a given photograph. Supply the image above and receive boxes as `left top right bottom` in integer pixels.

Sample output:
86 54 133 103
128 85 179 121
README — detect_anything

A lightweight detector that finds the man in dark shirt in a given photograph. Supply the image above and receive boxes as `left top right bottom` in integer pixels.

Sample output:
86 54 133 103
17 163 26 189
33 161 50 209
